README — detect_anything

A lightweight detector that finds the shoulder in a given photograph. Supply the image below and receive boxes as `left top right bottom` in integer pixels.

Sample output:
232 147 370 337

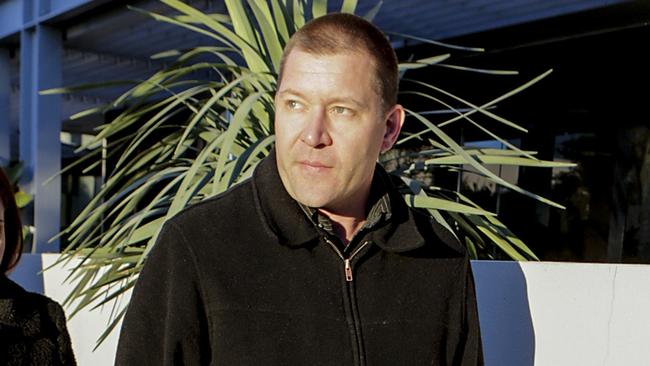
147 177 262 262
0 277 71 340
0 279 76 365
381 170 468 259
410 207 469 259
27 291 69 331
167 177 255 229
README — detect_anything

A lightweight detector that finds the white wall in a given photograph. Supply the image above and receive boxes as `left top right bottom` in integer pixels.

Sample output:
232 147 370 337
40 255 131 366
11 255 650 366
473 261 650 366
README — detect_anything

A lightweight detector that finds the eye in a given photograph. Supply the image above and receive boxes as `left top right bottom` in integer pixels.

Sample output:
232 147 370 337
287 100 302 110
332 106 351 115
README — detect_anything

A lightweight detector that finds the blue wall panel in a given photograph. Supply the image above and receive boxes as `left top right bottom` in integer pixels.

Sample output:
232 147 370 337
8 253 45 294
473 261 535 366
0 0 22 39
50 0 94 15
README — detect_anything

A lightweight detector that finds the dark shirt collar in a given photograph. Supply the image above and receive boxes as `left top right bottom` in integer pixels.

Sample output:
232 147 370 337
252 150 426 253
296 171 392 242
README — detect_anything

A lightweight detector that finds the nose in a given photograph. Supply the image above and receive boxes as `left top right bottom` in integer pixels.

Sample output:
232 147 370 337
300 108 332 148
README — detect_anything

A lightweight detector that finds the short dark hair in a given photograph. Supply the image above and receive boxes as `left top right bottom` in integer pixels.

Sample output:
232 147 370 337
0 167 23 274
277 13 399 111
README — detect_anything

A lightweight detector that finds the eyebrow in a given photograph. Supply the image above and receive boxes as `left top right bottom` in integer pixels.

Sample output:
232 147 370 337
277 88 367 109
277 88 303 97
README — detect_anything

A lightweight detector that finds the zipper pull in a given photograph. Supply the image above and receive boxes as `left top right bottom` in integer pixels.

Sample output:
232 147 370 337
344 259 353 282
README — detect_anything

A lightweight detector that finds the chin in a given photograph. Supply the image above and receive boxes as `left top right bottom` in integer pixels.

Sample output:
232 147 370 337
291 190 332 209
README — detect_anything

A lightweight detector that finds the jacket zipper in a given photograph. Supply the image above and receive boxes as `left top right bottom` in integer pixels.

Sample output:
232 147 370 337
324 237 371 366
324 238 371 282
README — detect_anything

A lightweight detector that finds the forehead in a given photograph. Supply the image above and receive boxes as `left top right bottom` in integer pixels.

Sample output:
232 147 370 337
279 50 379 102
284 49 374 82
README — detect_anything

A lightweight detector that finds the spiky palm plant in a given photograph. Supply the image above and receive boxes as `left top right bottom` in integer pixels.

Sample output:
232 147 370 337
45 0 572 345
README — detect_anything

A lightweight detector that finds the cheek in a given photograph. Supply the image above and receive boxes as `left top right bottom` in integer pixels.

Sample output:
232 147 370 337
275 115 304 146
339 124 384 153
273 121 289 150
273 119 297 163
274 115 288 139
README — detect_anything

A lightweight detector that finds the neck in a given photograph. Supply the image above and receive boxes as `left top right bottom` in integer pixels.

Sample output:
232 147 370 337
319 187 369 244
318 174 375 245
318 209 366 245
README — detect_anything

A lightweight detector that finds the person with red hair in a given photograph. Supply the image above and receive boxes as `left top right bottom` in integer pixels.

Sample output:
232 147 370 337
0 167 76 365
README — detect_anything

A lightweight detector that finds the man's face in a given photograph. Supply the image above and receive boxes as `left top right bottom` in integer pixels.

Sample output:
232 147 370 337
274 49 403 215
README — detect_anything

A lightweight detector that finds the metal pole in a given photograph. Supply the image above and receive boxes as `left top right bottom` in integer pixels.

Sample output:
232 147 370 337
19 24 62 253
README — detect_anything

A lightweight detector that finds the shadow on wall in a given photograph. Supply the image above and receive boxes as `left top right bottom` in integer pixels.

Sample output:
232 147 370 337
472 261 535 366
8 253 44 294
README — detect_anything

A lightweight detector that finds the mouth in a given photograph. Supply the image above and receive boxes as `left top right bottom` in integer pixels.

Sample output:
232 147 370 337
299 160 331 168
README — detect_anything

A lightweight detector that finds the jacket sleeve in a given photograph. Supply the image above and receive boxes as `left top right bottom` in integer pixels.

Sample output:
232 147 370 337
457 259 484 366
48 301 77 366
115 221 211 366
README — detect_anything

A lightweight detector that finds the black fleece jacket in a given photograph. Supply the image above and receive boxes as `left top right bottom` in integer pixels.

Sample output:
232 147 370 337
0 275 76 366
115 152 483 365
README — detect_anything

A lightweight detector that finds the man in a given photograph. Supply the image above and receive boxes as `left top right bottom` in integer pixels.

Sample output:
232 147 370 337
116 13 483 366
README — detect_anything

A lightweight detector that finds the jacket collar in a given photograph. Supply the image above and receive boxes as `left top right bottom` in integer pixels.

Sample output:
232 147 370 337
252 151 320 247
368 169 427 252
251 150 426 253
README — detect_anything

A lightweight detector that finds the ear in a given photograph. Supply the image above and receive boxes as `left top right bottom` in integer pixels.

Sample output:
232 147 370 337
381 104 405 153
